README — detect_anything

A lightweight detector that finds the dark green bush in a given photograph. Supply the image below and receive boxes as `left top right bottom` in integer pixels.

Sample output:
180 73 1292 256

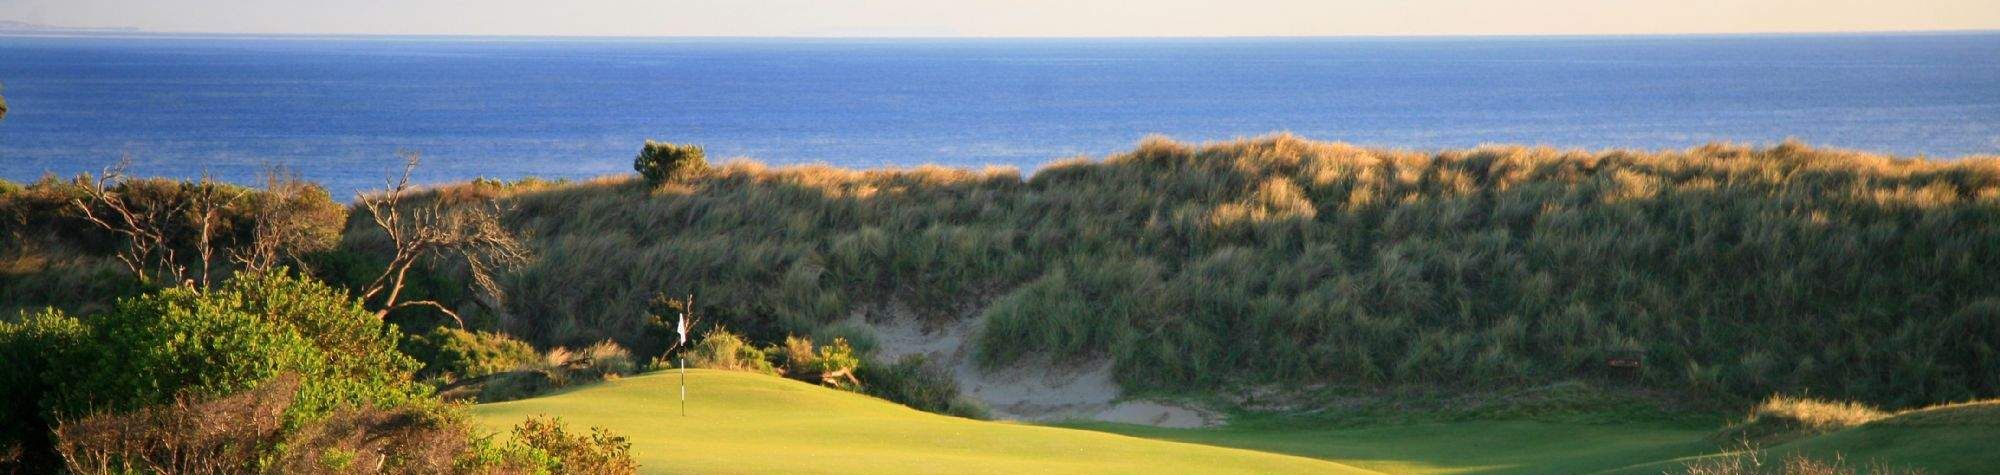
0 310 89 470
473 371 556 403
405 327 540 380
859 355 989 419
634 140 707 185
3 270 429 470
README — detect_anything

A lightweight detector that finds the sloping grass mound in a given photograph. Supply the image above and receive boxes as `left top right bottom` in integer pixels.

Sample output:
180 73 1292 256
1712 396 1889 445
468 369 1366 474
1768 398 2000 474
415 136 2000 410
1628 398 2000 474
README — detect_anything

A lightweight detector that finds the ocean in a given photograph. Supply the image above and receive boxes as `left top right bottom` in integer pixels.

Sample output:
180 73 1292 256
1 33 1996 198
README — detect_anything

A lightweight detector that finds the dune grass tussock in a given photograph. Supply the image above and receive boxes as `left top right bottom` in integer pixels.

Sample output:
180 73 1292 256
1717 394 2000 446
352 135 2000 408
1714 396 1891 445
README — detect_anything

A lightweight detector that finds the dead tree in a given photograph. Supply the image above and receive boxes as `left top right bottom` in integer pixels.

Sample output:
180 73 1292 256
653 293 703 354
230 166 345 274
356 152 530 326
73 159 242 288
182 176 242 290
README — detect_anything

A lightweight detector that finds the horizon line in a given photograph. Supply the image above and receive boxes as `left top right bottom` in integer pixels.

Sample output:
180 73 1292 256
4 27 1998 42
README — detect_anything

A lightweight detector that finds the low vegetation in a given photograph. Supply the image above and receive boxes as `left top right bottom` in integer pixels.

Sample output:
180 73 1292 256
1714 396 1890 445
679 327 777 374
633 140 709 185
681 328 863 389
0 270 633 473
857 355 990 419
7 135 1999 472
368 136 2000 411
404 327 542 380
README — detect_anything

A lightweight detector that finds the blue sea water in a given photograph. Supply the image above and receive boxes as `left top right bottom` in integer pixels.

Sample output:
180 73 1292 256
1 33 1997 198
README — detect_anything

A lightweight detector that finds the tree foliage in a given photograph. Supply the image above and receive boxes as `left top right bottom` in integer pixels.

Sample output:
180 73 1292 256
634 140 708 185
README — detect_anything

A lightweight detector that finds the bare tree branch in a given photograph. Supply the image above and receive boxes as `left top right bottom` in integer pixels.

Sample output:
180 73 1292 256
73 157 192 287
355 152 531 325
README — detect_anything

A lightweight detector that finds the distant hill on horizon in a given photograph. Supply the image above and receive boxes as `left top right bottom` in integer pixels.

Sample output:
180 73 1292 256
0 20 142 34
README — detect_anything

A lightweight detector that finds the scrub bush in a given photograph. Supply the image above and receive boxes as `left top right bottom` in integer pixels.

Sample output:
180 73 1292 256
859 355 989 419
508 416 637 475
3 270 428 471
404 327 540 380
45 270 428 422
634 140 707 185
681 328 777 374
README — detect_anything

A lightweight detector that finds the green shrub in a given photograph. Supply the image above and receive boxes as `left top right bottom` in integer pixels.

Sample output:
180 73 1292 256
680 327 776 374
508 416 637 475
775 336 860 389
405 327 540 380
47 269 428 425
634 140 707 185
474 371 556 403
3 270 428 471
859 355 988 419
0 309 89 470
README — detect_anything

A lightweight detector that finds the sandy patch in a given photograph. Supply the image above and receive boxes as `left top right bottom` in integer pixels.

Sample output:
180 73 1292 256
854 306 1220 428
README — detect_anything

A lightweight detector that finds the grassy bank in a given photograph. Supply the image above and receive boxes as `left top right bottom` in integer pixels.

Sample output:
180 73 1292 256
403 136 2000 409
10 135 2000 409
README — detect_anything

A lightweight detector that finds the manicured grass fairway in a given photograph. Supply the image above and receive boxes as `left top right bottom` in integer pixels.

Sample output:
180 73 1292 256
1080 411 1998 475
474 370 1994 474
1069 420 1717 474
470 370 1370 474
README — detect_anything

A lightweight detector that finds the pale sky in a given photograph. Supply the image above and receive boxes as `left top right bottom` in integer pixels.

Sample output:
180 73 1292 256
3 0 1997 37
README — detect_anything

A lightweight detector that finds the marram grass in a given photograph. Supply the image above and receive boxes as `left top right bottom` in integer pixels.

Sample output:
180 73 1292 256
368 135 2000 408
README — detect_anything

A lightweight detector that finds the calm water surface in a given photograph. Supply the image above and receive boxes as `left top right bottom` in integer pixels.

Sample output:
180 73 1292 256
1 33 1996 197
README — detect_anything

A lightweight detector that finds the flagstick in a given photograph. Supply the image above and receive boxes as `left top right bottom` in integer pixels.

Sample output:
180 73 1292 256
676 307 689 417
680 355 687 416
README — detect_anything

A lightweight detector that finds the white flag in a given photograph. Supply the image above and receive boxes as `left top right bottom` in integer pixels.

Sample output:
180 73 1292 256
676 312 687 345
